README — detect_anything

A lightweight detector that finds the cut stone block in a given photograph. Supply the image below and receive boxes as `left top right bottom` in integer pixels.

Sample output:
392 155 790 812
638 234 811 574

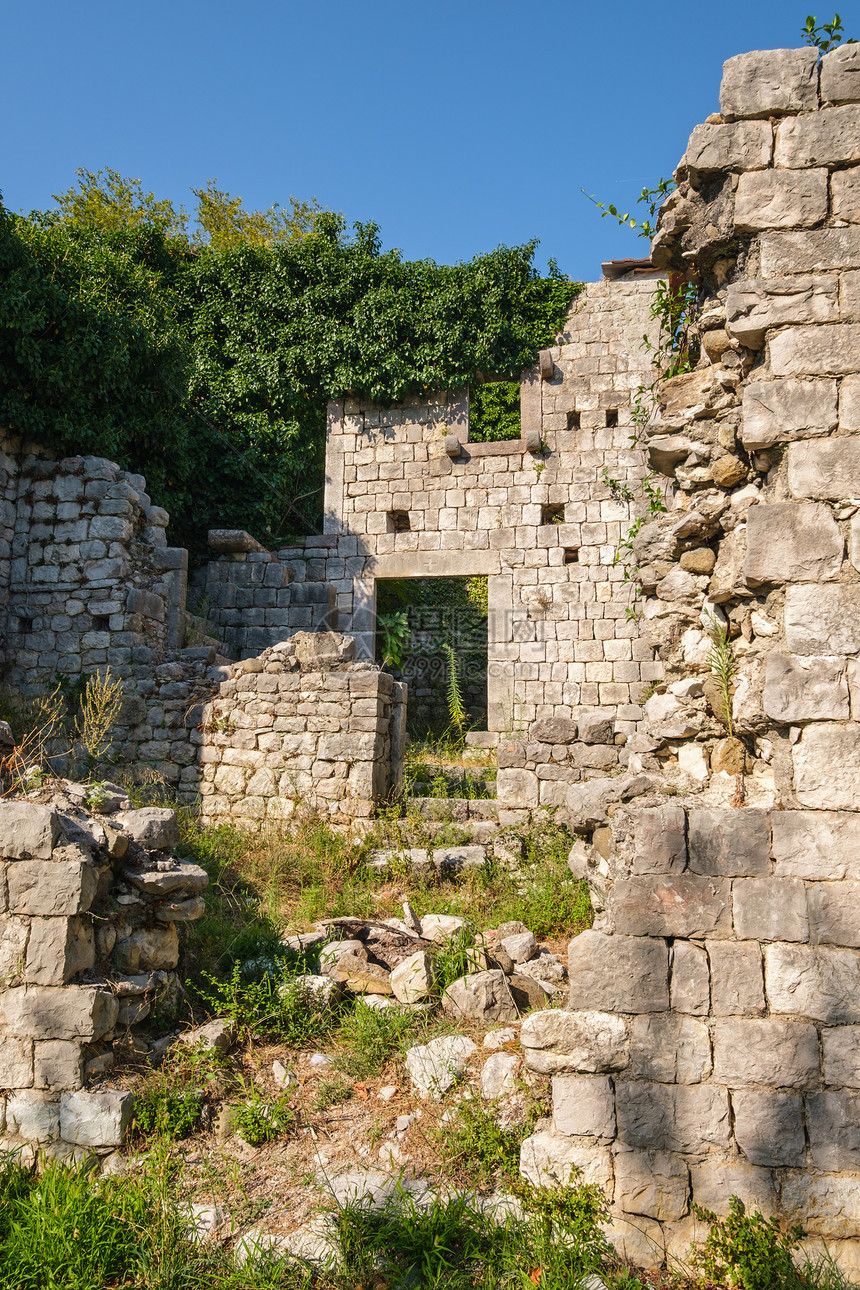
763 653 849 722
823 1025 860 1086
614 1147 690 1222
26 916 95 985
552 1074 615 1138
442 970 518 1023
741 379 837 449
630 804 687 874
744 502 843 586
807 1090 860 1170
708 940 766 1013
519 1008 630 1074
7 861 98 916
0 803 61 860
822 42 860 103
115 807 180 851
670 941 710 1015
713 1017 819 1087
615 1081 731 1153
733 879 809 943
568 931 669 1012
608 875 731 939
760 227 860 276
389 951 434 1004
519 1131 613 1192
0 1037 33 1088
630 1013 712 1083
785 584 860 655
208 528 268 553
720 46 819 120
794 723 860 809
125 861 208 895
775 103 860 168
60 1090 134 1147
114 925 179 973
529 717 577 743
404 1035 477 1098
727 275 838 348
771 323 860 377
788 437 860 500
831 167 860 222
330 953 392 996
734 168 828 231
807 881 860 947
781 1173 860 1238
766 942 860 1023
687 808 770 877
690 1157 777 1219
6 1091 60 1141
685 120 773 182
33 1040 84 1091
0 914 28 983
733 1090 806 1166
0 986 118 1041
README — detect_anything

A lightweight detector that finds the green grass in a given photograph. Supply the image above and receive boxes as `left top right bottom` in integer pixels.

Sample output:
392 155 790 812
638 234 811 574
332 1000 432 1080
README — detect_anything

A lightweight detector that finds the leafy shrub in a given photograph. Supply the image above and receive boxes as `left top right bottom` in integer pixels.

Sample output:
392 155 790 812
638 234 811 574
434 1094 527 1190
694 1196 806 1290
333 1000 425 1080
135 1085 203 1141
230 1079 295 1147
195 962 341 1045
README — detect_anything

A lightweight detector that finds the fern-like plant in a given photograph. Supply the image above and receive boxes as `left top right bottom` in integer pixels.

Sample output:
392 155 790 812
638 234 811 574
704 613 737 738
442 642 467 736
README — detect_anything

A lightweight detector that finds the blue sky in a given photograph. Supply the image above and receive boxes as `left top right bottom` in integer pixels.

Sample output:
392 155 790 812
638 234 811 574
3 1 855 281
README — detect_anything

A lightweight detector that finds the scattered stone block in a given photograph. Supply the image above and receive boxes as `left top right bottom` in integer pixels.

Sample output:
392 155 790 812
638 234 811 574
115 807 179 850
330 954 392 995
419 913 465 943
390 951 434 1005
481 1051 520 1100
442 970 518 1023
404 1035 477 1098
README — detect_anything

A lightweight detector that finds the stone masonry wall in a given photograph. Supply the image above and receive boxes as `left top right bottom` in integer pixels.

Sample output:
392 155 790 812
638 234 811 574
520 42 860 1276
197 632 406 826
0 792 207 1159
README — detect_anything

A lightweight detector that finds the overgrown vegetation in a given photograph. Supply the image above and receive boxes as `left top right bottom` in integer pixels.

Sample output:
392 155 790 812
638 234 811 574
1 172 577 554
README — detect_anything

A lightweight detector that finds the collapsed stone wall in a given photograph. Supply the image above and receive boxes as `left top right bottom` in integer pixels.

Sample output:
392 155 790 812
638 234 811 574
0 439 187 689
198 632 406 826
521 42 860 1275
0 792 206 1158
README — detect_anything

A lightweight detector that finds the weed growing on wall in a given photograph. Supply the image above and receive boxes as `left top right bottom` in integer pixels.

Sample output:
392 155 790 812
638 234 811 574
802 12 855 49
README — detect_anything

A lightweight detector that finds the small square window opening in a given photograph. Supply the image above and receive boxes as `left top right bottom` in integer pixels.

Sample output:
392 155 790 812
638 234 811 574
91 615 111 632
541 503 566 526
606 409 619 428
563 548 579 565
388 511 411 533
566 410 581 431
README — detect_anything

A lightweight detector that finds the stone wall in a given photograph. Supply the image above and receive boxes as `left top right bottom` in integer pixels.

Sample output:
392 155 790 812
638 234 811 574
519 41 860 1275
0 792 206 1158
197 632 406 826
0 440 187 690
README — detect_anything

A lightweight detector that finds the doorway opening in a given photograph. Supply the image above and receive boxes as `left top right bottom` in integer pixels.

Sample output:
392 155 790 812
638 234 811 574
375 576 488 740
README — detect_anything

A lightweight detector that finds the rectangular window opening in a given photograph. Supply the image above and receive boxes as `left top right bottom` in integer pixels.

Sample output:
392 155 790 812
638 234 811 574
606 408 619 428
566 409 581 431
468 378 522 443
388 511 411 533
541 503 566 526
563 548 579 565
91 615 111 632
16 615 34 633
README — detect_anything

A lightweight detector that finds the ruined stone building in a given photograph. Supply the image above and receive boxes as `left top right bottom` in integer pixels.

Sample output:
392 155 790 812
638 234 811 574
4 36 860 1273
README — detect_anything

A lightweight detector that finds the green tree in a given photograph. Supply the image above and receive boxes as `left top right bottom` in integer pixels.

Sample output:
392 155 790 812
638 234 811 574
190 178 322 250
51 167 187 238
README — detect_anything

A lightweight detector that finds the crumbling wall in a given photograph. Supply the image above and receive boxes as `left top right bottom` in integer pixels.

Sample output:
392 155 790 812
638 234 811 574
198 632 406 826
0 792 206 1158
523 42 860 1275
191 530 337 661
